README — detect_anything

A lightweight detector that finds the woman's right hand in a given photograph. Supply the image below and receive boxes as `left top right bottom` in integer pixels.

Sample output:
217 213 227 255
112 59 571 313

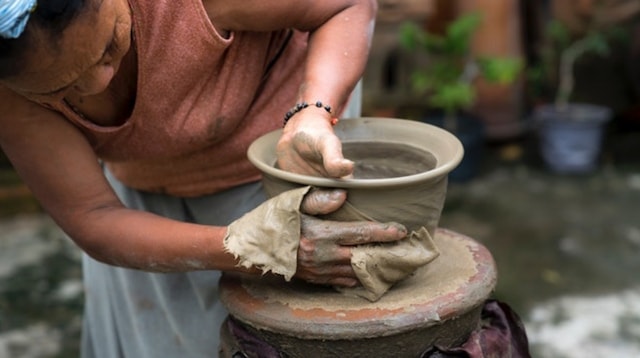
295 189 407 287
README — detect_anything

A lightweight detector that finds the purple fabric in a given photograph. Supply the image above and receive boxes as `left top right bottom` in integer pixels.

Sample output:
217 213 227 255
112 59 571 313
425 300 532 358
227 300 531 358
227 317 282 358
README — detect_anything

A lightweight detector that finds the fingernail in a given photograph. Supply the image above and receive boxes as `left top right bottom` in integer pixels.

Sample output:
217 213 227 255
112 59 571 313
328 189 346 201
384 223 407 235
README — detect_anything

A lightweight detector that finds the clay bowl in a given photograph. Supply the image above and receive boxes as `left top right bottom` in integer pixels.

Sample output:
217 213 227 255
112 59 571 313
247 117 464 236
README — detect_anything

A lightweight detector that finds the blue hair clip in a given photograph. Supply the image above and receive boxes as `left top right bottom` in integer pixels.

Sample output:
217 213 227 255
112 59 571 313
0 0 38 39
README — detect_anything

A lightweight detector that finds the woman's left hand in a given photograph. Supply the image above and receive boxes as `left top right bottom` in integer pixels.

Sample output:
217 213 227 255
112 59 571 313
276 110 354 178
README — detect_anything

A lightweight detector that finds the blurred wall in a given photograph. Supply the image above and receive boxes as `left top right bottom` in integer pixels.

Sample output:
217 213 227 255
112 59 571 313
458 0 526 140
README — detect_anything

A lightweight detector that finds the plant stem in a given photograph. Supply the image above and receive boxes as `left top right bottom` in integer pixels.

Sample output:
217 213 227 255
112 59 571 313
555 36 598 110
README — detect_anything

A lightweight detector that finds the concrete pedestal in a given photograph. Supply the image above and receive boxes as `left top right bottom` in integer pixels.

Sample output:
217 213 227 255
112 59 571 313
219 229 497 358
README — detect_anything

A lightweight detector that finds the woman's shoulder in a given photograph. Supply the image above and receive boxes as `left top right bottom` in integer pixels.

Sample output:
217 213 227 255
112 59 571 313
0 86 64 130
0 86 37 117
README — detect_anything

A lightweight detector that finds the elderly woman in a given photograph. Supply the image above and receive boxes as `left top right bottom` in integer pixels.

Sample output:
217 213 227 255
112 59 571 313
0 0 408 356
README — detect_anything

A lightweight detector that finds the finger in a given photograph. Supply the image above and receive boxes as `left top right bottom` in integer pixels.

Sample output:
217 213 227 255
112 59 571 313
300 216 407 246
295 265 359 287
332 245 353 264
297 235 352 266
301 244 352 265
276 149 325 176
300 189 347 215
328 277 360 288
296 264 353 278
292 131 324 163
277 133 329 177
319 135 354 178
333 221 408 246
297 276 359 288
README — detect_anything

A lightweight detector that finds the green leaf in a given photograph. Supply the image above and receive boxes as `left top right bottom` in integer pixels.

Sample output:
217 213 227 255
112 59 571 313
546 20 570 46
398 11 522 113
445 12 482 54
428 82 475 112
399 21 446 53
478 57 523 84
399 22 420 51
410 72 432 93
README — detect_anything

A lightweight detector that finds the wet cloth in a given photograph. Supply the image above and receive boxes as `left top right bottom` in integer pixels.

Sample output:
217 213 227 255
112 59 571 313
80 169 267 358
224 186 312 281
222 299 532 358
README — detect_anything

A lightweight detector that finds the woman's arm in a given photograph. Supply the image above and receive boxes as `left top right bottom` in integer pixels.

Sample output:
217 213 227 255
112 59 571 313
208 0 376 112
0 88 239 273
0 88 405 286
0 0 390 282
207 0 378 177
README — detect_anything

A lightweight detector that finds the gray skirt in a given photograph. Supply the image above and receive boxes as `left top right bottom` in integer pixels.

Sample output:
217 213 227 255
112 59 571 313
81 168 266 358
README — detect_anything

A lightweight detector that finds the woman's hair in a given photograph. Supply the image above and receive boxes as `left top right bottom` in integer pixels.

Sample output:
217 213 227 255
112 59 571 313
0 0 88 79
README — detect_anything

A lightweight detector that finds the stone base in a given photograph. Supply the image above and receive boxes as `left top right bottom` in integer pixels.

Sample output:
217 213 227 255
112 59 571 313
219 229 497 358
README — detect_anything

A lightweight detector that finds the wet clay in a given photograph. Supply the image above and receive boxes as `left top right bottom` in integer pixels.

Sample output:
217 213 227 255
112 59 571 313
239 230 478 313
342 141 437 179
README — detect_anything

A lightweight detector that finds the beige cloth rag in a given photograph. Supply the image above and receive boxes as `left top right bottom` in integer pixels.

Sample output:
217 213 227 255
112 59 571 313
224 186 439 301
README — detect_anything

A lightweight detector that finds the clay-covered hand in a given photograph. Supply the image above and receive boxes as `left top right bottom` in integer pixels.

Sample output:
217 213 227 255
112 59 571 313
276 111 354 178
295 189 408 287
223 187 407 286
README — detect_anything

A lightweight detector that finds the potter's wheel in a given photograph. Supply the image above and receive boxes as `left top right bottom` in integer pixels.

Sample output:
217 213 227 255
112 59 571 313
219 229 497 358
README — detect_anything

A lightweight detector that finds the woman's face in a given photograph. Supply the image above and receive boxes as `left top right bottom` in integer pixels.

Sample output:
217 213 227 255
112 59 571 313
3 0 132 99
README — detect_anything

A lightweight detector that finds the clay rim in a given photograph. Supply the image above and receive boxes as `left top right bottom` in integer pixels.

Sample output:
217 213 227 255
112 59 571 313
247 117 465 189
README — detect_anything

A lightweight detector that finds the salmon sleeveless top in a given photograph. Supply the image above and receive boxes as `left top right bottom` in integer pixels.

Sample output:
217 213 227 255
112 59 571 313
44 0 307 196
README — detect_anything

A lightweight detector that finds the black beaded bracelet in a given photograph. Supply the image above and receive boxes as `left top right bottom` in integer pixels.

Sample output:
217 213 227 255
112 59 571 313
283 101 334 126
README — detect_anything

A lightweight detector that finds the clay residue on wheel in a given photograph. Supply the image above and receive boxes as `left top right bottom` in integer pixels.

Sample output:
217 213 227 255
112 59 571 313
241 232 478 311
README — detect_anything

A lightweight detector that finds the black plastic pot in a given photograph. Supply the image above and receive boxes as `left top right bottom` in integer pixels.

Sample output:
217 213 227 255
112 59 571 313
419 113 485 182
535 103 612 174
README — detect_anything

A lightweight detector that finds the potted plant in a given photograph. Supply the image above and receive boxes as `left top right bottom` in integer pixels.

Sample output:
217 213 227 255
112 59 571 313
528 12 627 174
399 12 522 181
